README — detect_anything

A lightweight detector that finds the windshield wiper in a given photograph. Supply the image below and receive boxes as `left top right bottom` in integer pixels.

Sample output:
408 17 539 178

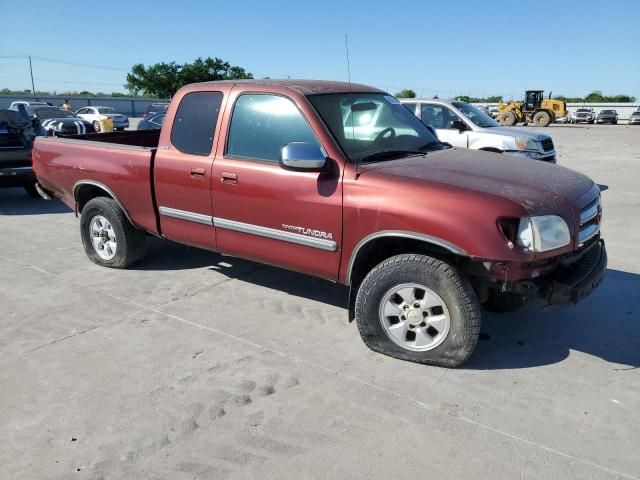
358 150 425 163
419 141 450 151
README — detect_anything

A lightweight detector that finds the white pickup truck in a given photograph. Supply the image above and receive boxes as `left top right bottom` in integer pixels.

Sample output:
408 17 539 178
402 99 557 163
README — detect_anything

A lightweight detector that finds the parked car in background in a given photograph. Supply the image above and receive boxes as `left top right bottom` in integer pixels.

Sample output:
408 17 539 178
10 105 95 136
403 99 557 162
0 108 38 197
629 111 640 125
569 108 595 124
142 103 170 119
76 106 130 132
8 100 52 110
137 112 165 130
595 109 618 124
33 80 606 367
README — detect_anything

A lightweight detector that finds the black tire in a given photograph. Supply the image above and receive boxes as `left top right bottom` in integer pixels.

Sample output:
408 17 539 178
93 120 101 133
499 111 517 126
23 183 41 198
80 197 146 268
482 290 526 313
354 254 481 368
533 111 551 127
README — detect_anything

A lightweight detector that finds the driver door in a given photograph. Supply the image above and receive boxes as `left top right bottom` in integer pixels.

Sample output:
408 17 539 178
419 103 468 148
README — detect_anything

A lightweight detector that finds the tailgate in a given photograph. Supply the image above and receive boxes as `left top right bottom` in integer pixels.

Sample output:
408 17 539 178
33 136 159 234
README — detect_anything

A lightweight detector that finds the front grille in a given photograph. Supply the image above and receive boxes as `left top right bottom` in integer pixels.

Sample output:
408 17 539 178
541 138 554 152
578 196 601 245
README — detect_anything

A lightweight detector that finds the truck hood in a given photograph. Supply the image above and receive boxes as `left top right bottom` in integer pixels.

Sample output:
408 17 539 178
364 148 594 213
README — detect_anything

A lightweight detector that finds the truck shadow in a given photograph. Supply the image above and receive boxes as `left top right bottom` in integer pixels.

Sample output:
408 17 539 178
139 238 639 369
467 269 640 370
0 188 71 215
137 236 349 309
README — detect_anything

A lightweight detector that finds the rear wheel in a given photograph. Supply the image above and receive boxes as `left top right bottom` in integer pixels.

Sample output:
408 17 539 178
93 120 101 133
80 197 146 268
499 111 517 126
355 254 481 368
533 111 552 127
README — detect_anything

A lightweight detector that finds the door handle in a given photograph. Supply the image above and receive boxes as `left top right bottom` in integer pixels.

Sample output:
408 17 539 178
220 171 238 184
190 167 206 178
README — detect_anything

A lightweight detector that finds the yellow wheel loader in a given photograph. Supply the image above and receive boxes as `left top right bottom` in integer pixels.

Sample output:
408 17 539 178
498 90 566 127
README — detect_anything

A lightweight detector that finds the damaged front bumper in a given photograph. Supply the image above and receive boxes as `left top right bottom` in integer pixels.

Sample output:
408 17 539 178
506 239 607 308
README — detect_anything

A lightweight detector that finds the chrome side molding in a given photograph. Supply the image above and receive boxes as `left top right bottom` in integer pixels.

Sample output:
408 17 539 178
158 206 213 225
214 217 337 251
157 206 337 252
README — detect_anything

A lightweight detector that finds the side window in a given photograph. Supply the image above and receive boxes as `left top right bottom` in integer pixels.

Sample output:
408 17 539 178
403 102 418 116
77 108 86 115
226 94 319 162
420 104 458 129
171 91 223 156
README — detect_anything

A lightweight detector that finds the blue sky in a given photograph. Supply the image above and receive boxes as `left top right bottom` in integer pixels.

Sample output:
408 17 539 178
1 0 638 99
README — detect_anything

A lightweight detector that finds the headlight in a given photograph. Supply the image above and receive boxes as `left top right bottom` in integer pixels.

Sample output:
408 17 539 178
516 215 570 252
515 136 539 151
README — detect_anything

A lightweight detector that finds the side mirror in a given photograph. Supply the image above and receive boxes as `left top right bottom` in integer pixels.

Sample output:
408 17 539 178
450 119 467 131
280 142 326 171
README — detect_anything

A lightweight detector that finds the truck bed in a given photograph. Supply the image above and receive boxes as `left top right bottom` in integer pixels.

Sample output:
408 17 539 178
33 130 161 234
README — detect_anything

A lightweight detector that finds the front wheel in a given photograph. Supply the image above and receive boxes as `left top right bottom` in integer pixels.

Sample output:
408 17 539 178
80 197 146 268
355 254 481 368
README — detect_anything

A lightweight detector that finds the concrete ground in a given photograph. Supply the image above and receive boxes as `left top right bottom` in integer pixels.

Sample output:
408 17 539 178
1 124 638 480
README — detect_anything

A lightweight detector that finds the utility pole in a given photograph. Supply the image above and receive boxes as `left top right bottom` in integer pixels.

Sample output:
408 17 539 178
28 56 36 96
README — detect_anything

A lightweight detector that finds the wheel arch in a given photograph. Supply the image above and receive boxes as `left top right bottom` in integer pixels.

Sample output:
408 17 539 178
345 231 469 322
73 180 135 226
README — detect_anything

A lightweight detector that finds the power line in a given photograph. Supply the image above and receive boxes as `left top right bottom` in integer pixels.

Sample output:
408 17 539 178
0 55 129 72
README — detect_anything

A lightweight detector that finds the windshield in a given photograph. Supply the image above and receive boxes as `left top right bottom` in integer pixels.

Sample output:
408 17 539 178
34 107 76 120
97 107 114 114
600 110 615 114
577 109 590 113
452 102 499 128
308 93 441 163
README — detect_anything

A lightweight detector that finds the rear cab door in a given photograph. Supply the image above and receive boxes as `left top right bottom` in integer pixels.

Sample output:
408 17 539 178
210 84 344 280
153 86 228 249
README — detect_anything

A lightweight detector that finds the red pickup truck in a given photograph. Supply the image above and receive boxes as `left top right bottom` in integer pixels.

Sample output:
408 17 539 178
33 80 606 367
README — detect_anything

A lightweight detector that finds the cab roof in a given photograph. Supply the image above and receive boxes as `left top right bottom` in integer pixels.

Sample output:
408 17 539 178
187 79 383 96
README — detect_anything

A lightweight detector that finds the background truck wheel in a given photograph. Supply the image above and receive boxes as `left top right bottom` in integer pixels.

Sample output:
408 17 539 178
23 184 41 198
80 197 146 268
354 254 481 368
93 120 101 133
533 111 551 127
482 290 526 313
499 111 517 126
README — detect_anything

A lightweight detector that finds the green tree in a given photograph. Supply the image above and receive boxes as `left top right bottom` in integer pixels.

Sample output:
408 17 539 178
125 57 253 98
584 90 604 103
395 89 416 98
